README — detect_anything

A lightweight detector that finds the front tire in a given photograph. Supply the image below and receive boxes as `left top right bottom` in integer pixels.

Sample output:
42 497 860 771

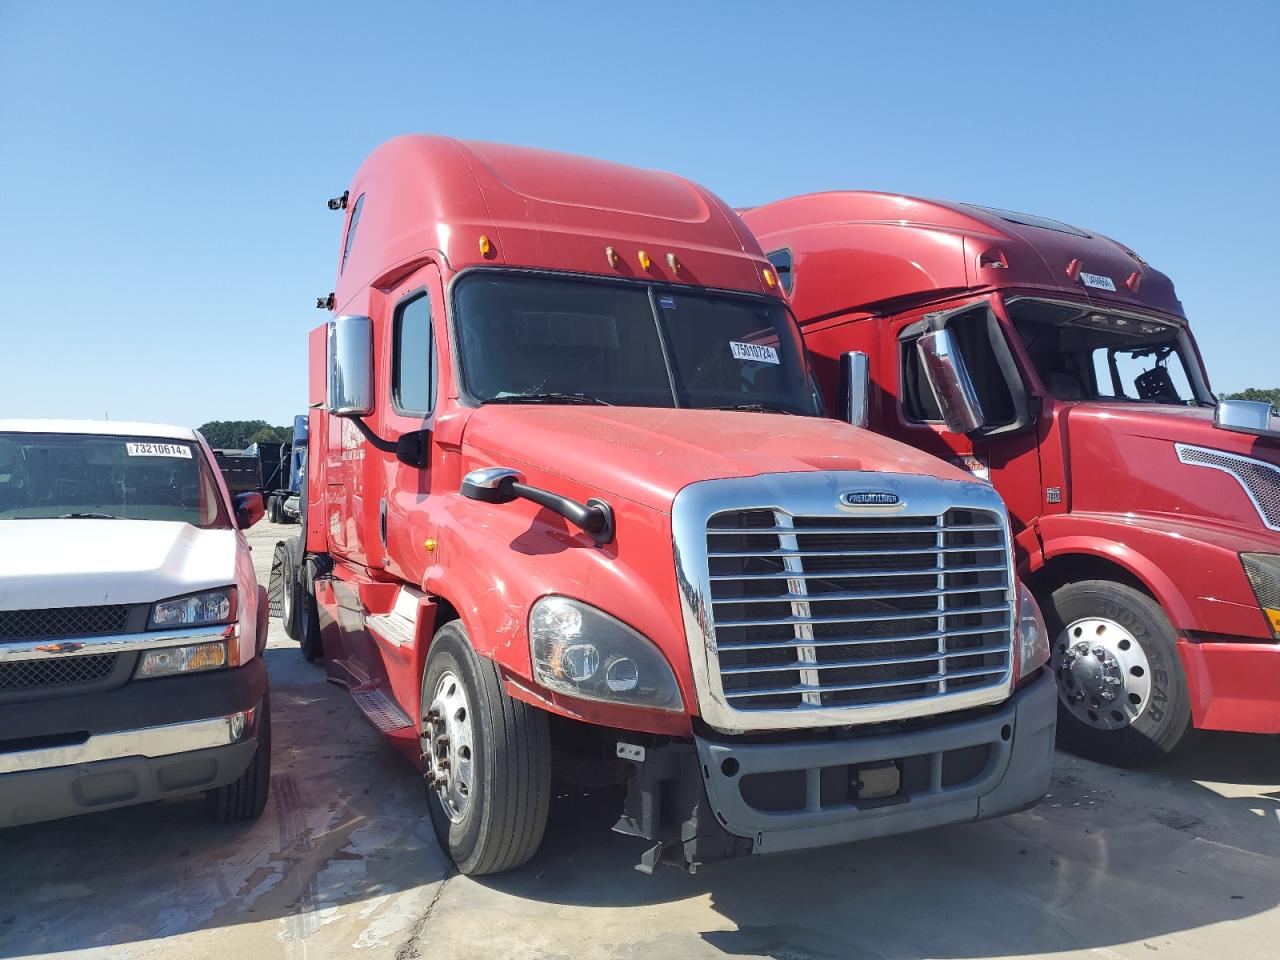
420 620 551 875
1047 579 1192 766
207 689 271 822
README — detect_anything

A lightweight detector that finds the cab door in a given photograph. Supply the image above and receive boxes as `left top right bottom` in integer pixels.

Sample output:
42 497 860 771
887 301 1045 542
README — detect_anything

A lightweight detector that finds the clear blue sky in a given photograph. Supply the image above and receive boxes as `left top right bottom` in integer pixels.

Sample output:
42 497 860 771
2 1 1276 428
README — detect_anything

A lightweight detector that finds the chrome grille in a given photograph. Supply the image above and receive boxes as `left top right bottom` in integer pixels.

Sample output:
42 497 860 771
706 509 1012 712
0 654 118 690
0 605 130 642
1176 444 1280 531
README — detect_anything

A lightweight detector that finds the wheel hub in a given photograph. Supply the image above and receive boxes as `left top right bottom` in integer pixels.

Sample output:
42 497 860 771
422 671 474 822
1053 617 1152 730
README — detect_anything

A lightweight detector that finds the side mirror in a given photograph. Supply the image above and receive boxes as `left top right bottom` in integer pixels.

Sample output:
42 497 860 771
460 467 615 544
841 351 870 428
917 329 985 435
1215 399 1280 439
327 315 374 417
234 491 265 529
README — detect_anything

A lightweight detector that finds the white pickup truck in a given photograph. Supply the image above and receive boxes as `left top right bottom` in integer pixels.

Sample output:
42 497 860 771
0 420 272 826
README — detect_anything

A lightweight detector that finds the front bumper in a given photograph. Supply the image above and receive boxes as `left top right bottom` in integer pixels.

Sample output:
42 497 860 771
0 659 267 827
617 670 1055 870
1179 638 1280 734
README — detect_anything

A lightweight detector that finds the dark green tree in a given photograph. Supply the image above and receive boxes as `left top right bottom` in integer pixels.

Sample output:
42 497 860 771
197 420 286 449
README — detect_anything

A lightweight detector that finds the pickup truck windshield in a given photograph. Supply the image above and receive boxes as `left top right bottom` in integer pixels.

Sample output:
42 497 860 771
454 272 822 415
1010 300 1206 406
0 433 229 526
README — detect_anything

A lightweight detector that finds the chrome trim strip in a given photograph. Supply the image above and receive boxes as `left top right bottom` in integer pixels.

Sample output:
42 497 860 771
673 471 1016 733
0 625 230 663
0 710 255 774
1176 443 1280 532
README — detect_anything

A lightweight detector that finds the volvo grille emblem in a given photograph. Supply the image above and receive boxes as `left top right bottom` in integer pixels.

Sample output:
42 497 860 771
840 491 901 507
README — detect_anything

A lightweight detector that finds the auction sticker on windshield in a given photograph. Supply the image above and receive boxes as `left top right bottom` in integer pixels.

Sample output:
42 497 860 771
125 442 192 458
1080 272 1116 291
730 341 780 364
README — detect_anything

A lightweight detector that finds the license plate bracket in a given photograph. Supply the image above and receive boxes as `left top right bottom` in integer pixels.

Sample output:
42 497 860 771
851 760 903 807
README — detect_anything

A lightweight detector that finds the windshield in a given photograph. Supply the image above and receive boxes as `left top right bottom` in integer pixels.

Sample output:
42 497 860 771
1009 299 1206 406
453 272 822 415
0 432 229 526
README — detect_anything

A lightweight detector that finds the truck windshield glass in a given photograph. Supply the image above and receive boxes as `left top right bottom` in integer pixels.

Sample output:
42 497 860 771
1010 300 1204 405
0 433 229 526
453 273 821 415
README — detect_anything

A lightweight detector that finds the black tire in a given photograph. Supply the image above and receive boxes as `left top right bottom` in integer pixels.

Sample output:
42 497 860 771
281 548 301 641
297 561 323 663
266 496 278 524
421 621 551 875
207 689 271 822
1047 579 1192 767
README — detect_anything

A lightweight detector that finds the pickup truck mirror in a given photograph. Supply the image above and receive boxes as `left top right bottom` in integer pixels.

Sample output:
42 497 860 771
917 329 985 435
234 491 265 529
327 315 374 417
1215 399 1280 440
841 351 870 428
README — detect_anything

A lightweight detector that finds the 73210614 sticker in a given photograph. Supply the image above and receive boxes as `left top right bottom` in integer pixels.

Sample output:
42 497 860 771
125 442 192 458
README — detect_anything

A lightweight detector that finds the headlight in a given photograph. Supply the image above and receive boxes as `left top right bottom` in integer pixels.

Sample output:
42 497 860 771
529 596 683 712
1016 582 1049 680
1241 553 1280 638
135 641 229 679
150 587 236 629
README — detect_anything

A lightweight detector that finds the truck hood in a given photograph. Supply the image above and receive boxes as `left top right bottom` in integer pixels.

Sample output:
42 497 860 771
461 406 973 513
1064 402 1280 467
0 519 239 610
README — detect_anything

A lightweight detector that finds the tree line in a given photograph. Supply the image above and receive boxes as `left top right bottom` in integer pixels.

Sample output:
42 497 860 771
197 420 293 450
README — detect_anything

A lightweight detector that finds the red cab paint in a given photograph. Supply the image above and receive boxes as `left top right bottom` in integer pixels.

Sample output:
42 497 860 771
743 192 1280 761
280 141 1056 875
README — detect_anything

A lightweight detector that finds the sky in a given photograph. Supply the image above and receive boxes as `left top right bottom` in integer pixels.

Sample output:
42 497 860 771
2 1 1277 428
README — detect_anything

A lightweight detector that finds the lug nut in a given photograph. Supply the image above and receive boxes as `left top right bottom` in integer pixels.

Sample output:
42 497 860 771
1092 646 1106 658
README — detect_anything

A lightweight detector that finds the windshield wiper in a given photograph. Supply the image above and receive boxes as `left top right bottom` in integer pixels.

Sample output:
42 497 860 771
57 512 120 519
484 392 612 406
706 402 798 415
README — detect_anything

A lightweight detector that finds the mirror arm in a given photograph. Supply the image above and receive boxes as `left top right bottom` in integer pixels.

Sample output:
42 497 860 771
346 417 430 468
346 415 397 454
509 482 615 545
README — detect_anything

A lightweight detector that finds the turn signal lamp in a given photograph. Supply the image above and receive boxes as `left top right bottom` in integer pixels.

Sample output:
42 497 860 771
666 252 681 274
478 234 494 258
637 249 652 270
762 267 777 289
1066 258 1083 281
1242 553 1280 639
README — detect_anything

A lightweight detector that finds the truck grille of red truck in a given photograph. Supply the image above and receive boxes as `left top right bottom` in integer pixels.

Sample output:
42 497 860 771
673 473 1017 732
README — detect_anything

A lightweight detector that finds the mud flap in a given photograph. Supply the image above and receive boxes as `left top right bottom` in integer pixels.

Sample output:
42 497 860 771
267 541 289 619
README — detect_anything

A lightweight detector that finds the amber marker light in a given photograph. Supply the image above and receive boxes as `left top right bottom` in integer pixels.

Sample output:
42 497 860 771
637 249 652 270
666 252 681 274
424 538 438 551
762 266 777 289
479 235 494 258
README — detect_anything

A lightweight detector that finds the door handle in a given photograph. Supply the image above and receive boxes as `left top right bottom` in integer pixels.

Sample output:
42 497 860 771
379 498 388 548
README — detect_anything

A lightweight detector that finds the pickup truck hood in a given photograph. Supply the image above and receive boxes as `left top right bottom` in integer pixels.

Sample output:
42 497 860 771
462 406 972 513
0 519 239 610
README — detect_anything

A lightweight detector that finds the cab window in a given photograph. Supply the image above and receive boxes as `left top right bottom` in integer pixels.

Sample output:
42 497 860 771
392 293 435 416
765 249 794 294
340 193 365 275
901 307 1016 426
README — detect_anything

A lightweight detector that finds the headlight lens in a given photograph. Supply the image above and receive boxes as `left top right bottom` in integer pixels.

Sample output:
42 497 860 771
1241 553 1280 638
135 641 228 679
1016 582 1049 680
529 596 683 711
150 587 236 629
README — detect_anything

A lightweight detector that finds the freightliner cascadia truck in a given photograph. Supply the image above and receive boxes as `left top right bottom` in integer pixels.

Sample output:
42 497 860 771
742 193 1280 766
278 137 1055 875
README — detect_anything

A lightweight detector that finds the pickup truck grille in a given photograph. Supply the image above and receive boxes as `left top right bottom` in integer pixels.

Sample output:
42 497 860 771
0 654 119 690
0 605 131 642
705 508 1012 714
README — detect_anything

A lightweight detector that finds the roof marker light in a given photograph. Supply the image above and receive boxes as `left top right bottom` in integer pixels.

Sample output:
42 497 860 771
638 250 652 270
606 246 620 268
479 235 494 258
666 253 681 274
1125 271 1142 292
1066 258 1083 281
762 267 777 289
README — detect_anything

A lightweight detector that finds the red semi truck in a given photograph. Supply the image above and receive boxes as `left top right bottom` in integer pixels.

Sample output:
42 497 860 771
742 193 1280 765
279 137 1056 875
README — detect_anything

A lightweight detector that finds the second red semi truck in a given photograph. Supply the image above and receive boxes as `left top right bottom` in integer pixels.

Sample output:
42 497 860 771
743 193 1280 765
278 137 1056 875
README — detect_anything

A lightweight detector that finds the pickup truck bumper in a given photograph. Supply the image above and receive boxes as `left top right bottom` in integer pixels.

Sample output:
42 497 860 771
0 659 266 827
1179 638 1280 734
617 670 1056 871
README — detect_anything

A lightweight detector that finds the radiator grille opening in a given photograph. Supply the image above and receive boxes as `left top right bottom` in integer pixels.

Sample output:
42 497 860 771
0 605 130 642
0 654 119 690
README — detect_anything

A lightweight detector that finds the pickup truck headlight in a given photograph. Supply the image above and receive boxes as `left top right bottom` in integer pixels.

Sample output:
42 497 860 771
1016 582 1049 680
136 641 229 678
150 587 236 629
1241 553 1280 638
529 596 683 712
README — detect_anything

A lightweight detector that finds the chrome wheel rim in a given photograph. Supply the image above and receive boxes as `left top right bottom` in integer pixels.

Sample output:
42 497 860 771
1053 617 1152 730
424 670 475 822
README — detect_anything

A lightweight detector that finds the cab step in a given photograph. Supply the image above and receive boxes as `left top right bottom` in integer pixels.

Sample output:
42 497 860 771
366 611 415 647
351 686 415 735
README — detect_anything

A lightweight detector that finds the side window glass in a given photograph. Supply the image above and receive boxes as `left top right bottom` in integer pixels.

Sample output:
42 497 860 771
901 334 943 422
393 294 435 415
766 249 794 293
901 309 1015 426
340 193 365 275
